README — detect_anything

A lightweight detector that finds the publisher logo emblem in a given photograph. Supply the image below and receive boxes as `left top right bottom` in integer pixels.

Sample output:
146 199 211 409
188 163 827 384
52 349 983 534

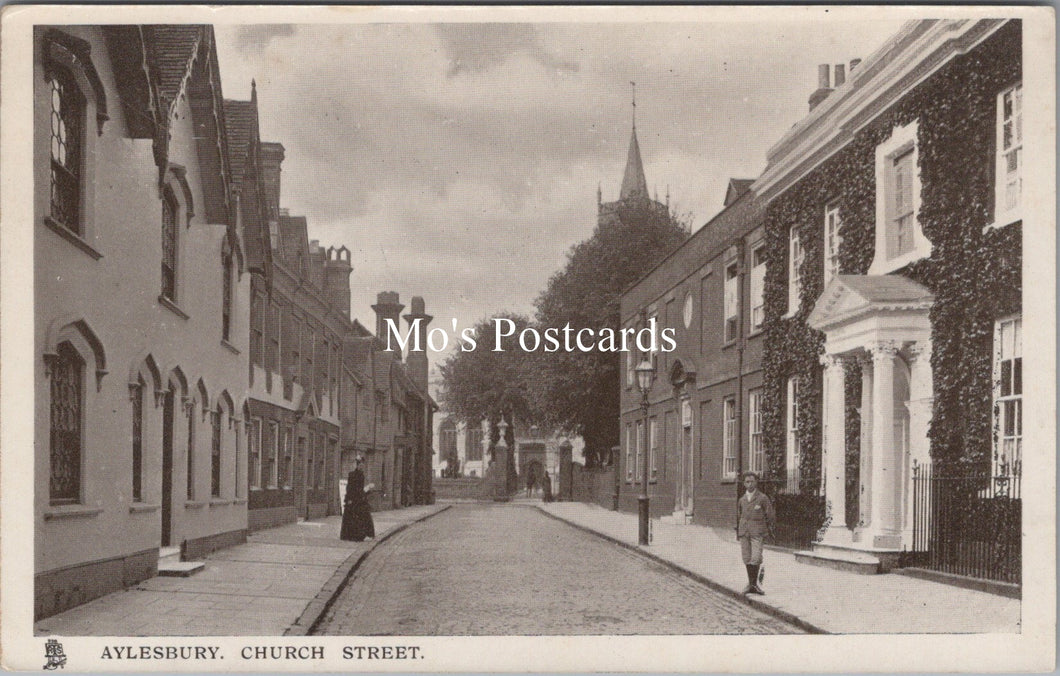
43 638 67 670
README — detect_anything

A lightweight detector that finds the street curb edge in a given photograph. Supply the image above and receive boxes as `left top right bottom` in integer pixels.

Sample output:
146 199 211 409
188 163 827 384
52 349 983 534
284 504 452 636
534 506 829 635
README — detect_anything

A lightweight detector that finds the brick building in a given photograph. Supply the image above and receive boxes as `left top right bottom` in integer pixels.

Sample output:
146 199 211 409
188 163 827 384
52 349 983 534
239 106 436 529
619 180 766 525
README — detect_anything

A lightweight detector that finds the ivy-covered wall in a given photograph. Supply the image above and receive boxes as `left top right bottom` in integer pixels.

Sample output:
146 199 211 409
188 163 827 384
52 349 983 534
761 21 1022 496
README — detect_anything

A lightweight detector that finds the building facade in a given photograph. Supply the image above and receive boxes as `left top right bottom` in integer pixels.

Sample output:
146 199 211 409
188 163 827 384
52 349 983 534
34 24 439 619
755 19 1022 568
34 25 252 618
617 20 1023 572
619 180 766 525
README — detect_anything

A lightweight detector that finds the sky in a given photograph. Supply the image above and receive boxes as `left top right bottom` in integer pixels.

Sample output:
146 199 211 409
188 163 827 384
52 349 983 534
214 17 906 355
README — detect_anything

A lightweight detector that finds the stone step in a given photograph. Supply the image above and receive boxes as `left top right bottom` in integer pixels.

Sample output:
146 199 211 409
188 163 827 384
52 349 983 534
157 561 205 577
810 541 883 563
795 549 881 575
158 546 181 566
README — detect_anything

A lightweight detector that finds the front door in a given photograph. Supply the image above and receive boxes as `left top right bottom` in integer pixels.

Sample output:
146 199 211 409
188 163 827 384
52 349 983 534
161 388 175 547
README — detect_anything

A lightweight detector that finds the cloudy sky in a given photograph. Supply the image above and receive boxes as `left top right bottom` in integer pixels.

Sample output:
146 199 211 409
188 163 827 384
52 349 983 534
214 16 905 349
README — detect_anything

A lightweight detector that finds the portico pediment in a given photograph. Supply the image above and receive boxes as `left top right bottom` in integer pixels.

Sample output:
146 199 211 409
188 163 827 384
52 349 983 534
808 274 934 333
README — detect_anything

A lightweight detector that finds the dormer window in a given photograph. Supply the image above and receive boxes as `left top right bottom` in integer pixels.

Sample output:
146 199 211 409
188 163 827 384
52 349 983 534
870 121 931 274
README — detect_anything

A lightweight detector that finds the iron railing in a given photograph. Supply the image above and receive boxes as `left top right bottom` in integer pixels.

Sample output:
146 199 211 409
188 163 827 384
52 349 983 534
906 462 1021 584
757 478 824 550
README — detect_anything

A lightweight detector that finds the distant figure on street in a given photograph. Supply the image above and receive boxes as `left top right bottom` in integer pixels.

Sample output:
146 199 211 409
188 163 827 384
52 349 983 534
541 471 553 503
736 471 774 595
525 469 536 498
340 456 375 542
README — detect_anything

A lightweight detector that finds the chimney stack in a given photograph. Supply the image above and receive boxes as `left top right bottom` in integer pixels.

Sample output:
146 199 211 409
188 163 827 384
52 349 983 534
372 291 405 354
324 246 353 317
402 296 432 393
259 142 285 221
808 63 833 112
834 63 846 88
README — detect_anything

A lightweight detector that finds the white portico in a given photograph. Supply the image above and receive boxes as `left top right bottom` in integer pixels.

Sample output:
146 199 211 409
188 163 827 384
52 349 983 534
798 275 935 573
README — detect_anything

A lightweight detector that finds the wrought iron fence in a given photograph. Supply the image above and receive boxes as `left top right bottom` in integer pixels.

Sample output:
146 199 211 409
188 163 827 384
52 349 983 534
905 462 1021 584
757 478 824 550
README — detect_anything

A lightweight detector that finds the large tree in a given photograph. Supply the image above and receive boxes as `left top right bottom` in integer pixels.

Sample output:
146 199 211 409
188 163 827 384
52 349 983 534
533 200 688 466
439 313 537 491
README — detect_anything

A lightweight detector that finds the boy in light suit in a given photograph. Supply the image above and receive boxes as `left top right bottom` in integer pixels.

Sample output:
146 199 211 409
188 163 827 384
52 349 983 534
737 472 775 595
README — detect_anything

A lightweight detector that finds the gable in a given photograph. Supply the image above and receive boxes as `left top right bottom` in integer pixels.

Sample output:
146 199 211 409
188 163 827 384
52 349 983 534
185 27 231 225
809 275 934 331
724 178 755 207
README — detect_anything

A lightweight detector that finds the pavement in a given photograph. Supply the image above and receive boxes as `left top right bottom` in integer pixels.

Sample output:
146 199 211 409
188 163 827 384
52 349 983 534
536 500 1022 634
34 504 448 636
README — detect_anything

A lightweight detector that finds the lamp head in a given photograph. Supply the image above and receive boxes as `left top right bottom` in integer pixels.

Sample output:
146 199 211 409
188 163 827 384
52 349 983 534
635 359 655 393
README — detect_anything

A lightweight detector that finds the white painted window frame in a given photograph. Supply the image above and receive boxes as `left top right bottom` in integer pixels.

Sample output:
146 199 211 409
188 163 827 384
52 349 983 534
750 243 766 331
869 120 932 274
823 202 841 286
748 389 764 475
786 227 804 317
786 376 801 493
723 261 739 342
992 315 1022 479
722 397 737 479
991 83 1023 230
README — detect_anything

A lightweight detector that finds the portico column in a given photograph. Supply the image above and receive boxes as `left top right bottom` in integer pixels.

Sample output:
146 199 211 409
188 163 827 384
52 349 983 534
905 343 933 467
857 352 873 529
869 341 902 546
820 354 848 542
903 342 933 545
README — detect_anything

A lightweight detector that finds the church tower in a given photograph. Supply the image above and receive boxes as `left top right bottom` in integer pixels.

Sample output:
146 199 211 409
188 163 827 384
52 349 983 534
598 85 670 227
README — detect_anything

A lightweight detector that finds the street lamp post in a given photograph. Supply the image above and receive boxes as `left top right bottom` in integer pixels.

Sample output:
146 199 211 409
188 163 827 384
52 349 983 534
635 359 655 546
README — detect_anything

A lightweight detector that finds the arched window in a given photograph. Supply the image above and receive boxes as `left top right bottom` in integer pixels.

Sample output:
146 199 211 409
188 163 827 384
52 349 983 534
161 187 179 301
211 404 222 498
50 342 84 504
186 396 197 500
47 67 85 234
131 375 144 501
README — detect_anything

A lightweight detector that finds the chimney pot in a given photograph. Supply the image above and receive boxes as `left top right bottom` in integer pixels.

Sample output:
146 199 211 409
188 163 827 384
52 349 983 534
817 64 830 89
372 291 405 346
850 58 862 72
834 63 846 88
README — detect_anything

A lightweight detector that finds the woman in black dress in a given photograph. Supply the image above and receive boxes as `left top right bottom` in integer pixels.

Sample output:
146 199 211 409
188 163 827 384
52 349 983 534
340 457 375 542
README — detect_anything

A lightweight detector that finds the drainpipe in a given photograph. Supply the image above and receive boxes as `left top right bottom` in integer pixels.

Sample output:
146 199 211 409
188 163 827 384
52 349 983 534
735 239 747 524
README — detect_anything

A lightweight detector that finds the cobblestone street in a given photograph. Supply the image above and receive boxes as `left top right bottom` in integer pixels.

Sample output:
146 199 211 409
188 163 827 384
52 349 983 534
315 503 801 635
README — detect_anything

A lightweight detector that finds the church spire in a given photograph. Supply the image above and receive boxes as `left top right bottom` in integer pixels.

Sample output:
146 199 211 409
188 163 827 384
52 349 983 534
619 82 649 201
